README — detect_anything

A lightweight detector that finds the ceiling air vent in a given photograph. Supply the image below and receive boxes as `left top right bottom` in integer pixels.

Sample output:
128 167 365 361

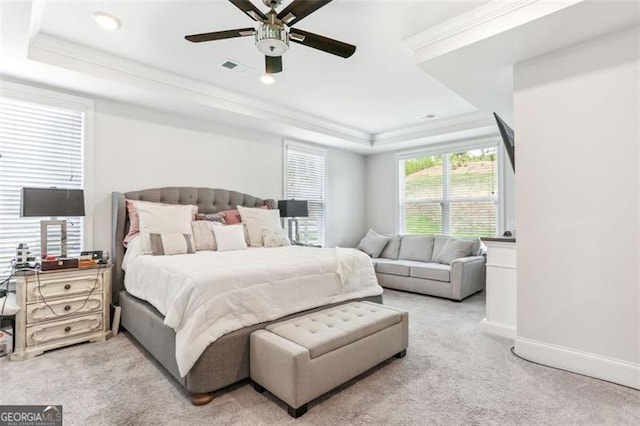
220 59 253 74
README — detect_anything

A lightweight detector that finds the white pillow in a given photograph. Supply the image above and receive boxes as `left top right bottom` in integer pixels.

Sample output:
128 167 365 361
136 203 195 254
237 206 282 247
213 225 247 251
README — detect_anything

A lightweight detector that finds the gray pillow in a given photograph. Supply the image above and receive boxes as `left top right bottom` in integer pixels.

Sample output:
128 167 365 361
398 235 435 262
435 238 476 265
431 235 450 262
379 234 402 260
357 229 390 258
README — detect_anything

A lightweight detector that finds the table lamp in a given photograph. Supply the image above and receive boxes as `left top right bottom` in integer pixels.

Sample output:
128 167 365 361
277 200 308 243
20 187 85 258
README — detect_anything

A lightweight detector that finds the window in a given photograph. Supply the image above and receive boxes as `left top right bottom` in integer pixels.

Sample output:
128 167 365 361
399 144 498 237
0 84 92 273
284 142 326 246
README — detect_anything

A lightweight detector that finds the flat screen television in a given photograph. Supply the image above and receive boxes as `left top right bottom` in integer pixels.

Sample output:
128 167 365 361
494 113 515 172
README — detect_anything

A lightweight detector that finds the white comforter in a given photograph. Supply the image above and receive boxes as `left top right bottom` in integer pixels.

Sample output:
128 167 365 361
123 241 382 376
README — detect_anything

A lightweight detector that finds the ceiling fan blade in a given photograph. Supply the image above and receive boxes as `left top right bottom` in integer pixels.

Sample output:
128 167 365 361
185 28 256 43
289 29 356 58
265 56 283 74
277 0 333 27
228 0 267 21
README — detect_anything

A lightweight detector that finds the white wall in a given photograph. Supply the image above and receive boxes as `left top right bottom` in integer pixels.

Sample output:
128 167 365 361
513 29 639 388
90 100 366 251
326 148 367 247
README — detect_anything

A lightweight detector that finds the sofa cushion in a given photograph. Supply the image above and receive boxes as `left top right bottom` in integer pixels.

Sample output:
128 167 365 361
357 229 390 258
373 259 410 276
435 238 476 265
379 234 402 260
409 263 451 282
398 235 435 262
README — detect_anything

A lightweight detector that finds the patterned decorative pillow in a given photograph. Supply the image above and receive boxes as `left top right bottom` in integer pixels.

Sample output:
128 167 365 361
263 228 291 248
149 233 195 256
195 212 227 224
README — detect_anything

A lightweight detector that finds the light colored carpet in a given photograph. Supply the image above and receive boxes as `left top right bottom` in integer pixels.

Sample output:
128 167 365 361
1 289 638 425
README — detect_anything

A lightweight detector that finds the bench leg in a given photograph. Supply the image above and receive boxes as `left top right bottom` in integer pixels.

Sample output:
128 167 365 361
253 381 266 393
287 403 308 418
395 349 407 358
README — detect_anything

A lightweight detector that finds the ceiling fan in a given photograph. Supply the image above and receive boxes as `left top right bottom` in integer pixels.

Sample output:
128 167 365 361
185 0 356 74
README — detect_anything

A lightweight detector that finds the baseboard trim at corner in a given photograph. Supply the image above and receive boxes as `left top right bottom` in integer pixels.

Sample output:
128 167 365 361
479 318 516 340
514 337 640 390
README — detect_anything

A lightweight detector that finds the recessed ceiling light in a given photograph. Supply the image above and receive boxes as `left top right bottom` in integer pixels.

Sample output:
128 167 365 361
260 74 275 85
417 113 437 120
91 12 121 30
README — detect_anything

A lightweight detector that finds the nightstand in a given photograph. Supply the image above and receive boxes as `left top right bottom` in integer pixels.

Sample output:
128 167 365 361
10 265 112 361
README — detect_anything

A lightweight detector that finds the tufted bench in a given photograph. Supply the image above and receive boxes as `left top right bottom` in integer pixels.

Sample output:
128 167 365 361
250 301 409 418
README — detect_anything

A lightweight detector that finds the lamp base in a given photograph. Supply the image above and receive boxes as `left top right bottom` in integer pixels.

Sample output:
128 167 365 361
40 218 67 258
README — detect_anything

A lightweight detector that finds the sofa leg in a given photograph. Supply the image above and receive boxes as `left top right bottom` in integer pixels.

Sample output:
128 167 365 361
395 349 407 358
253 381 266 393
287 403 308 418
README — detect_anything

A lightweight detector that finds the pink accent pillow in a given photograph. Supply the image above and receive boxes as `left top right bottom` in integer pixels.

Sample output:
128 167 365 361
220 205 268 224
124 200 198 247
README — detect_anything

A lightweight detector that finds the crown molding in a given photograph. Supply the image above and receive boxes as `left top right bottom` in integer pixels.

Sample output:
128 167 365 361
405 0 583 63
373 112 497 147
28 32 372 147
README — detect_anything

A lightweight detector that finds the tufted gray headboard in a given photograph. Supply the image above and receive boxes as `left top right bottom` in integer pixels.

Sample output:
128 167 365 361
111 187 277 301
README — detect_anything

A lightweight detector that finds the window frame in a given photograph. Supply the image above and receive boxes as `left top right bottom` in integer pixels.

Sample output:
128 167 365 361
0 80 95 253
397 139 503 237
283 140 327 246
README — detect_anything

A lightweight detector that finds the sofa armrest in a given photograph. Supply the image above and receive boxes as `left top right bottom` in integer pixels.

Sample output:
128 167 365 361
450 256 486 301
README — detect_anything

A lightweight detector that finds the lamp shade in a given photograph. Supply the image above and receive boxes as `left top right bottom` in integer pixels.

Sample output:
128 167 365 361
278 200 308 218
21 187 85 217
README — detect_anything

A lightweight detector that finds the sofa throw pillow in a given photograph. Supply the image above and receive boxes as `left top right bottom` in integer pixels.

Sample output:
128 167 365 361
430 235 450 262
191 221 224 251
150 233 195 256
195 212 227 224
136 203 196 255
357 229 390 258
238 206 282 247
379 234 402 260
263 228 291 248
213 224 247 251
398 235 435 262
435 238 476 265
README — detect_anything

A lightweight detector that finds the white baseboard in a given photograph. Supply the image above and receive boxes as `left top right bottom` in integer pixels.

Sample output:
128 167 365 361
479 318 516 340
514 336 640 389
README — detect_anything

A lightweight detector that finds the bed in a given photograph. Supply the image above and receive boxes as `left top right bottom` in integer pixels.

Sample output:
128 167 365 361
111 187 383 404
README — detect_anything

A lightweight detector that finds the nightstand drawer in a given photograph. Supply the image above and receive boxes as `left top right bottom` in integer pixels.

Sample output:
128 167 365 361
26 273 103 302
26 314 103 347
26 294 103 323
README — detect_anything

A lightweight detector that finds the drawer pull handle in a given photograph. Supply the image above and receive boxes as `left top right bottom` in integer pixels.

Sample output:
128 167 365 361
64 326 71 332
64 305 71 311
64 284 71 290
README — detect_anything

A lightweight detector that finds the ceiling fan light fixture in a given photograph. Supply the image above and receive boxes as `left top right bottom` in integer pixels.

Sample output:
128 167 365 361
260 74 276 85
91 11 121 30
255 23 289 57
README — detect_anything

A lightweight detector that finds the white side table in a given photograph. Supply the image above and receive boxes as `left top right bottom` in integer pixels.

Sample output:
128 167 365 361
480 238 516 339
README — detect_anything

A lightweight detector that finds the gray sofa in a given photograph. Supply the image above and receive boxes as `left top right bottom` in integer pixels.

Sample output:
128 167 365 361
358 231 486 301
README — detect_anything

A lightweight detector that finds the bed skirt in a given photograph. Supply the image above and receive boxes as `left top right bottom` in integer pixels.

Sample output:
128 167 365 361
119 290 384 394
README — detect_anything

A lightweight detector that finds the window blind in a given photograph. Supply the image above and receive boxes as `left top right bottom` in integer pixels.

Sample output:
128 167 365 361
284 145 326 246
400 146 498 237
0 97 84 272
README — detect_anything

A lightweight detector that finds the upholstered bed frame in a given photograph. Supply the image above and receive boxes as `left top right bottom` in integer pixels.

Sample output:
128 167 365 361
111 187 382 405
